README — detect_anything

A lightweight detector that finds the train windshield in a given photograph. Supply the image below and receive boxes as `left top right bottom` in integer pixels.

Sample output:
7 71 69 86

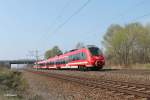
88 47 102 56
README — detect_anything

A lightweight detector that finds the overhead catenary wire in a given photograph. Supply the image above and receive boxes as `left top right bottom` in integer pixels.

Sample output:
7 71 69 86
130 12 150 22
115 0 148 20
49 0 72 30
27 50 44 61
53 0 91 33
122 0 149 23
79 0 149 48
85 0 149 35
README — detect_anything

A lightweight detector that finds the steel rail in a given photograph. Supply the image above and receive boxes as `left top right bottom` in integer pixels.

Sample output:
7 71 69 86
27 70 150 99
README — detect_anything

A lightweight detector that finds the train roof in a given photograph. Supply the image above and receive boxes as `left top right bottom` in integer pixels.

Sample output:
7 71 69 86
36 45 100 63
64 45 98 53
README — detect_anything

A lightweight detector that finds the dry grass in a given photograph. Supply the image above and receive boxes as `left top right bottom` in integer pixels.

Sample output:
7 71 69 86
130 63 150 69
105 63 150 69
0 67 28 100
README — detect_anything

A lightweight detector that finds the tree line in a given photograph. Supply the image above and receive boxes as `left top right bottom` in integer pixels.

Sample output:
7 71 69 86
44 22 150 67
44 46 63 59
102 22 150 66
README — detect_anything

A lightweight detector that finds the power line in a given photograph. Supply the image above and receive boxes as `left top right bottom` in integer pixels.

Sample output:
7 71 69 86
104 0 148 25
49 0 71 30
27 50 44 61
53 0 91 33
121 0 149 23
131 12 150 22
116 0 148 20
78 0 149 47
85 0 149 35
56 0 72 19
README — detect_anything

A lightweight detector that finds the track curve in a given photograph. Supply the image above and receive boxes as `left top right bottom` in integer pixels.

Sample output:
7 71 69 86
26 69 150 99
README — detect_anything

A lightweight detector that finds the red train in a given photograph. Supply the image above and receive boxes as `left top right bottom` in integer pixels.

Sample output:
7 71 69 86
33 45 105 70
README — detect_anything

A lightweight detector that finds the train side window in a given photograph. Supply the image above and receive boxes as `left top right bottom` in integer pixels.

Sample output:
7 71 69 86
49 62 52 65
73 54 77 61
59 60 61 64
79 53 82 60
71 55 75 61
62 60 63 64
75 53 80 60
72 55 74 61
58 60 60 64
73 54 76 61
69 54 79 61
57 60 59 64
61 59 63 64
62 59 65 64
53 61 55 65
60 59 64 64
81 52 86 60
83 53 86 59
77 53 80 60
59 60 60 64
69 55 72 61
65 57 69 63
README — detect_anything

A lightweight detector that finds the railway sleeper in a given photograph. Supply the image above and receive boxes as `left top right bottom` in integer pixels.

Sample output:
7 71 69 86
120 85 129 88
125 95 135 99
115 92 125 96
113 84 122 87
96 80 150 90
146 90 150 93
127 86 136 89
28 70 150 98
136 88 146 91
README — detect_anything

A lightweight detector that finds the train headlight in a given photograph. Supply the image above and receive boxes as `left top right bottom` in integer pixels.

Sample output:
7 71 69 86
95 60 101 66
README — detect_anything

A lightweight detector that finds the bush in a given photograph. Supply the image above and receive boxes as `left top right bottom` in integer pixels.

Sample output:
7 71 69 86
0 67 28 99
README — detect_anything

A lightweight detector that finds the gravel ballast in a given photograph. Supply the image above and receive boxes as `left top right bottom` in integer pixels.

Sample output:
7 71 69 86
43 69 150 85
23 70 143 100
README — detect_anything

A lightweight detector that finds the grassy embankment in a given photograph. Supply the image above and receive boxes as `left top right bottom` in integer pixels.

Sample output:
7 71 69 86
0 67 28 100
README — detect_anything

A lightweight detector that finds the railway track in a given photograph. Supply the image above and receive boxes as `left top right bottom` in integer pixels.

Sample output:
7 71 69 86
27 69 150 99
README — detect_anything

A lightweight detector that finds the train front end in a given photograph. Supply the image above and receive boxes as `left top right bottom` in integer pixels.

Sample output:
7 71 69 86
87 46 105 69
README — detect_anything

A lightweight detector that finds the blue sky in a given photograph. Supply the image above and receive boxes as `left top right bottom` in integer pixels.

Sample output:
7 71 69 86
0 0 150 60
